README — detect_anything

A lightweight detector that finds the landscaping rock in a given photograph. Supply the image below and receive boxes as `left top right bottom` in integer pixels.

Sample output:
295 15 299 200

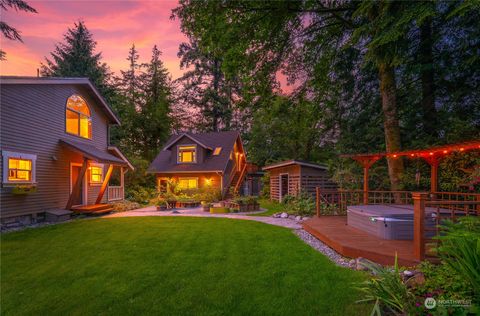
355 257 370 271
295 215 302 221
403 270 414 277
302 216 310 221
349 259 356 266
405 272 425 288
295 229 354 269
280 212 288 218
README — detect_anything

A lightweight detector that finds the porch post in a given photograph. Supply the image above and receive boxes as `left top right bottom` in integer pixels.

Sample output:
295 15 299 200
413 192 428 261
66 158 88 210
430 160 438 193
121 167 125 200
363 166 369 205
95 164 113 204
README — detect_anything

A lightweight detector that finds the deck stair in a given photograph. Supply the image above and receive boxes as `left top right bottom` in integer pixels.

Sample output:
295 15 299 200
71 204 114 215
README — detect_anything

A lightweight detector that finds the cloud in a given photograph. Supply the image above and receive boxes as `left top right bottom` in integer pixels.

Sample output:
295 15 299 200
1 0 186 79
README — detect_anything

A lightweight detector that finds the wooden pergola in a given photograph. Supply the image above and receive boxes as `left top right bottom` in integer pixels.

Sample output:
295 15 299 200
341 140 480 204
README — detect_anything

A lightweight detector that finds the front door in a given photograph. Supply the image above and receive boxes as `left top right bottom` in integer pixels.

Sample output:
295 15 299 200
71 164 86 206
279 174 289 202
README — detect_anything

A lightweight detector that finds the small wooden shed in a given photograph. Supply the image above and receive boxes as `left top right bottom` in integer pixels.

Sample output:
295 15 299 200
262 160 337 202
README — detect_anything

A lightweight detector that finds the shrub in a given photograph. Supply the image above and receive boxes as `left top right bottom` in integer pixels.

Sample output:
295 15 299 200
260 173 270 198
126 186 157 204
281 194 296 205
111 200 141 212
283 191 315 216
436 217 480 301
357 257 415 315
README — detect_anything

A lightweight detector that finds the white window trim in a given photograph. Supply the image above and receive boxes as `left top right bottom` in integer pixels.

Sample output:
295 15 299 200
89 162 104 185
177 144 197 164
2 150 37 185
178 177 199 190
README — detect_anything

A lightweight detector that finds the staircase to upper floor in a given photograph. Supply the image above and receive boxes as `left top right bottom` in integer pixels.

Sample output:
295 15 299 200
224 164 247 200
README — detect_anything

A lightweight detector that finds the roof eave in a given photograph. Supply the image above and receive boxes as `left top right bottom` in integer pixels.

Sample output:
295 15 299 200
0 76 121 125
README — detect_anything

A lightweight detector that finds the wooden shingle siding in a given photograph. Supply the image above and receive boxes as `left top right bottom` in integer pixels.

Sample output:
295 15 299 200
0 84 110 219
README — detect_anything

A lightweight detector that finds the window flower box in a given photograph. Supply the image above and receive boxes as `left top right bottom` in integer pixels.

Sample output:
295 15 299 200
11 184 37 195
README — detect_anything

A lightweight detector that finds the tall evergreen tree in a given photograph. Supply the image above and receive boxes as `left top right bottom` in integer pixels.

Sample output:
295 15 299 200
111 44 143 157
41 21 114 101
176 39 242 132
139 45 173 160
0 0 37 60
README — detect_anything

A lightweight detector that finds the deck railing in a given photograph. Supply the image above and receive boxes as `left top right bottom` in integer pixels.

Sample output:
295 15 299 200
316 187 480 261
315 189 413 216
108 186 124 201
414 193 480 260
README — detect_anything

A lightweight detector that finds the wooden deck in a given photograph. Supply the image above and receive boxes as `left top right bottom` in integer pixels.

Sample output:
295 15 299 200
302 216 419 266
71 204 114 214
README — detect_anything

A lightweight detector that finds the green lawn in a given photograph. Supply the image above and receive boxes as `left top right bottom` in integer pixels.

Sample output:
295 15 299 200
1 217 370 315
254 198 286 216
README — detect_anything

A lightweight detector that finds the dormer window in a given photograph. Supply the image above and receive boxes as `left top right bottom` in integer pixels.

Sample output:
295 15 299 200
178 145 196 163
66 95 92 139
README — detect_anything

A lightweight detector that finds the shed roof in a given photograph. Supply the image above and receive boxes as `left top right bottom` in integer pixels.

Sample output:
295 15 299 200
262 160 328 171
148 130 241 174
0 76 120 125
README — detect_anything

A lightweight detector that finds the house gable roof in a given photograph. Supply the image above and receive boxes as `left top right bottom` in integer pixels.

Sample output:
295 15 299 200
0 76 121 125
163 133 213 150
148 131 241 174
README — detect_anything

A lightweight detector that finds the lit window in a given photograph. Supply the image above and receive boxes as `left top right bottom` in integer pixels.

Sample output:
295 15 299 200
178 178 198 190
2 151 37 184
213 147 222 155
90 165 103 184
66 95 92 139
178 145 196 163
8 158 32 181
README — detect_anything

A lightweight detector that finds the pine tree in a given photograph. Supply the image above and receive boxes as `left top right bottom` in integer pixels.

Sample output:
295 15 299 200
177 39 241 132
139 45 173 160
41 21 114 101
0 0 37 60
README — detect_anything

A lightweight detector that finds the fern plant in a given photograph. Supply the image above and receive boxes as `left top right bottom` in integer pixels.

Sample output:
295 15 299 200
357 256 414 315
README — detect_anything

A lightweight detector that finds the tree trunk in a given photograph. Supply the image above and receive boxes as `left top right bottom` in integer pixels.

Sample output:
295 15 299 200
419 17 437 137
378 63 404 190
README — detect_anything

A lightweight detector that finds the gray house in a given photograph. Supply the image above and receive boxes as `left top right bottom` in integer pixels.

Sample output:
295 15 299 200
0 77 133 225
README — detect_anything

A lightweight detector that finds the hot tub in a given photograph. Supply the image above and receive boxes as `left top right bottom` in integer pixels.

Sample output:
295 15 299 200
347 205 440 240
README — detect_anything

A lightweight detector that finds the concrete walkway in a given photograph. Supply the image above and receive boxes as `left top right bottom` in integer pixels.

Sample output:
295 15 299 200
105 206 302 229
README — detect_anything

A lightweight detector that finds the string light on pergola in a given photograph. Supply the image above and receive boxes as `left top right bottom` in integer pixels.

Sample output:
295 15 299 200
341 140 480 198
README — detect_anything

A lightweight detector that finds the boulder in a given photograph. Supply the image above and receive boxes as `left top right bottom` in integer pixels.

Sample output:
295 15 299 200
405 272 425 288
280 212 289 218
295 215 302 221
302 216 310 221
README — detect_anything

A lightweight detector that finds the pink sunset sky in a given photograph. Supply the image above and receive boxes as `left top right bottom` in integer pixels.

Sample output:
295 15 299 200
1 0 292 92
1 0 188 79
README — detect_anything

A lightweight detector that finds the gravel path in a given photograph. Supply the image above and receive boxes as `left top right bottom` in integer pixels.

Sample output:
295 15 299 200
294 229 356 269
105 206 302 229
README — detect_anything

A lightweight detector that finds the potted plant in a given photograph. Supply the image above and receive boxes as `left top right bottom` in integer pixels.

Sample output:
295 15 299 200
156 198 167 211
164 192 177 209
201 201 210 212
